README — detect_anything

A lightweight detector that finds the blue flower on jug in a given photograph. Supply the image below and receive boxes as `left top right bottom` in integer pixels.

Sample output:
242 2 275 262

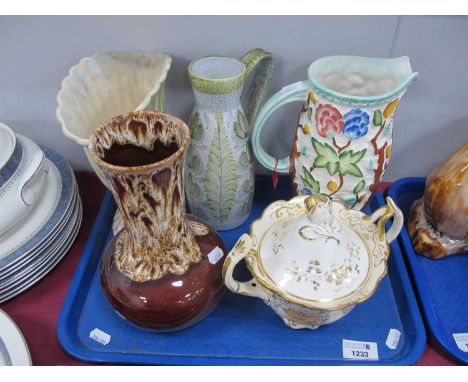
301 145 309 156
343 109 370 140
300 187 313 195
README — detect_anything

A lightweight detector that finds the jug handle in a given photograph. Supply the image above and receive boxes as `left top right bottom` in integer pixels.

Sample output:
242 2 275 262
251 80 311 173
363 197 404 243
241 49 274 128
222 234 269 300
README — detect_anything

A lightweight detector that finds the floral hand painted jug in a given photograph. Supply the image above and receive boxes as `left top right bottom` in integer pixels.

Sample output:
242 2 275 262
185 49 273 230
252 56 418 210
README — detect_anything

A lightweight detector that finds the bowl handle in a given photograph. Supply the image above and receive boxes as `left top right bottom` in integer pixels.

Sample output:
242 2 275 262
364 197 404 243
222 234 269 300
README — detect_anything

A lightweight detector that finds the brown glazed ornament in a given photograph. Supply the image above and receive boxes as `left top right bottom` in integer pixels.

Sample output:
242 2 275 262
88 111 227 331
407 143 468 259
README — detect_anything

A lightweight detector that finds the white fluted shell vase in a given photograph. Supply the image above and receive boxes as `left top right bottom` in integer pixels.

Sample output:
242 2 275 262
56 51 172 188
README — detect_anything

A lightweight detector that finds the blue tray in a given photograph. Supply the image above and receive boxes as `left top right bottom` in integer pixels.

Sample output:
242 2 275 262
58 176 425 365
387 177 468 364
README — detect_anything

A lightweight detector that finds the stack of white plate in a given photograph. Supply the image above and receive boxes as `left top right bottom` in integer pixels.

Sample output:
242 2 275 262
0 133 82 303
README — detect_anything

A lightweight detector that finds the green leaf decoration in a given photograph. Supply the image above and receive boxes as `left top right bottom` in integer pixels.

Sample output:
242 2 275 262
373 109 383 126
240 149 251 167
189 112 203 140
234 110 249 139
338 164 364 178
243 171 254 193
242 112 249 135
187 144 200 171
312 138 339 163
339 149 366 164
307 106 313 121
203 113 238 222
311 137 339 176
186 172 200 198
300 166 320 193
353 179 365 194
313 155 330 168
311 137 366 178
338 149 366 177
326 161 339 175
241 193 253 215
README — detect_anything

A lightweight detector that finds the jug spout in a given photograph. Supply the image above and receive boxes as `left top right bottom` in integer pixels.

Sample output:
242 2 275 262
386 56 419 92
308 55 418 105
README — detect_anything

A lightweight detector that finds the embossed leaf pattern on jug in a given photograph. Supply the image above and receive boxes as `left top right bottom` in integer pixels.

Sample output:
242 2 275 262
187 172 201 198
311 137 367 178
240 148 251 167
187 144 200 171
185 107 255 230
234 110 249 139
300 166 320 195
241 192 254 215
203 113 238 222
189 111 204 141
242 169 254 193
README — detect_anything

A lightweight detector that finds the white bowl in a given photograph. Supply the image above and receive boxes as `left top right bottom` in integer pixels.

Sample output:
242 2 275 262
56 52 172 187
223 194 403 329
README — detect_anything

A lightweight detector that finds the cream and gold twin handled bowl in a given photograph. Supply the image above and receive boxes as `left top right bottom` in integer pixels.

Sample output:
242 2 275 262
223 194 403 329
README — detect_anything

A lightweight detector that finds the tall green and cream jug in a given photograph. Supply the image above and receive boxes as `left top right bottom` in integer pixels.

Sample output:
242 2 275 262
185 49 273 230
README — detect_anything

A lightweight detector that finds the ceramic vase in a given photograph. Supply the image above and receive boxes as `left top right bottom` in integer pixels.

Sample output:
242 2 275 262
407 143 468 259
57 51 172 190
88 111 227 331
184 49 273 230
252 56 418 210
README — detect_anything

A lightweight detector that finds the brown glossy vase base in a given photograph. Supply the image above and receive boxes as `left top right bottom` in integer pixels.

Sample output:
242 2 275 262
100 215 227 331
407 198 468 259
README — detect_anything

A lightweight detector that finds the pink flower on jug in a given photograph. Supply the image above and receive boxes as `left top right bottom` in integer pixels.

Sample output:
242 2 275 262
315 104 344 138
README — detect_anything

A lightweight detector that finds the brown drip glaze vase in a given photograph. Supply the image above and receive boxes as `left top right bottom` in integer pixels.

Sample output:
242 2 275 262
88 111 227 331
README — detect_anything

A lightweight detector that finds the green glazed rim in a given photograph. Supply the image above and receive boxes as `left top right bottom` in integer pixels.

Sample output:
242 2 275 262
188 56 246 95
307 55 419 107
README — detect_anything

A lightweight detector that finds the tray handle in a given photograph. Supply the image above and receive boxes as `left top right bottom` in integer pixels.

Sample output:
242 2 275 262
222 234 268 300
